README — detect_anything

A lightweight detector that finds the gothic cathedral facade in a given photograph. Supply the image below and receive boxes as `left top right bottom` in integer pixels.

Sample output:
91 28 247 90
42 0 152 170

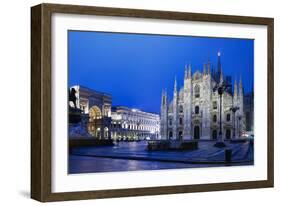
160 52 245 140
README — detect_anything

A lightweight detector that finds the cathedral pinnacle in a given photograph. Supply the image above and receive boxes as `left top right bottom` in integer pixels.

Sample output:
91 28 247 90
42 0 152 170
220 67 223 83
161 89 167 106
239 75 243 88
184 64 188 79
188 63 192 78
217 50 223 82
174 76 177 93
207 58 211 75
203 63 206 75
239 75 243 96
234 79 238 97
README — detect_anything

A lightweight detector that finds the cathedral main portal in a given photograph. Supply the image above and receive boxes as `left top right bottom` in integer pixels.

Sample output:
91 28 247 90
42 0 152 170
194 126 200 139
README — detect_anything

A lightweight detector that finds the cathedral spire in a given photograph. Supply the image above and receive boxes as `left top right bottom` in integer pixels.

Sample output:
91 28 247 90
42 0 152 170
220 66 223 83
161 89 165 106
188 63 192 79
184 63 188 79
174 76 177 94
234 79 238 97
217 51 222 72
203 63 206 75
239 75 243 88
207 58 211 75
239 75 243 96
161 88 168 107
217 51 223 82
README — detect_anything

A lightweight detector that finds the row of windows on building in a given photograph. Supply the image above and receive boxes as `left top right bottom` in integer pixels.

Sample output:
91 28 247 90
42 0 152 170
112 131 158 138
111 122 158 132
88 112 159 126
121 119 158 126
168 112 232 126
176 101 218 114
193 85 229 100
116 115 159 125
211 113 231 123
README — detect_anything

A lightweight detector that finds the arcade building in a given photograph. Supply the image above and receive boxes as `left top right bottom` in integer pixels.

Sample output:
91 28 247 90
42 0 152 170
69 85 160 140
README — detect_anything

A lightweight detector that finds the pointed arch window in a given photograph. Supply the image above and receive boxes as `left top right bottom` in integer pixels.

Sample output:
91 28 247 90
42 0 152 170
195 106 200 114
179 105 183 113
213 115 217 122
213 101 217 109
194 85 200 98
226 113 231 122
169 118 172 126
179 117 183 125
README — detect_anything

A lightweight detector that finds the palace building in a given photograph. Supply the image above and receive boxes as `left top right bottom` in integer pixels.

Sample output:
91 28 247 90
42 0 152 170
160 52 246 140
111 106 160 140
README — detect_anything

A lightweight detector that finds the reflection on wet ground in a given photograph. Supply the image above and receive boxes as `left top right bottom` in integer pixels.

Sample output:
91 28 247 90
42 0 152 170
69 141 253 174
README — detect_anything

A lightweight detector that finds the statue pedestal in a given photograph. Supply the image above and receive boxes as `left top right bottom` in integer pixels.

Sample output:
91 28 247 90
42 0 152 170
68 107 91 139
69 107 83 124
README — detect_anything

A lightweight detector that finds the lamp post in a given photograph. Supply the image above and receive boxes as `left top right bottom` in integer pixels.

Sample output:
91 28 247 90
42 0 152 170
229 106 239 139
237 115 242 138
213 80 230 148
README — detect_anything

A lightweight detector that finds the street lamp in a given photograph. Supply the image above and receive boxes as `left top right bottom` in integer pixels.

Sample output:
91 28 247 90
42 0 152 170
229 106 239 139
237 115 242 138
213 80 231 148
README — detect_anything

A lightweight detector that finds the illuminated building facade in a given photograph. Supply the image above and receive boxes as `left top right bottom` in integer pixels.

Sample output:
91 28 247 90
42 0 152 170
111 106 160 140
70 85 112 139
160 52 246 140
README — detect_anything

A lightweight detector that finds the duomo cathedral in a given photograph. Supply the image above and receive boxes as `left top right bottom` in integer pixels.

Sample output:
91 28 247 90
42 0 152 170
160 52 246 140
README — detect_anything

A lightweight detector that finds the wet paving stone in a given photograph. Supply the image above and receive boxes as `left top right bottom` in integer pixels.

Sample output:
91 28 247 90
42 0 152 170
69 140 254 174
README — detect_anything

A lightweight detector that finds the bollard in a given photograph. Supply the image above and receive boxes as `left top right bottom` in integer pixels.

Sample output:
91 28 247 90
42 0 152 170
225 149 232 163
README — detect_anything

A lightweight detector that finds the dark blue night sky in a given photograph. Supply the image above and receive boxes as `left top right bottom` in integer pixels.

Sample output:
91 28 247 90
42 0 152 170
68 31 254 114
